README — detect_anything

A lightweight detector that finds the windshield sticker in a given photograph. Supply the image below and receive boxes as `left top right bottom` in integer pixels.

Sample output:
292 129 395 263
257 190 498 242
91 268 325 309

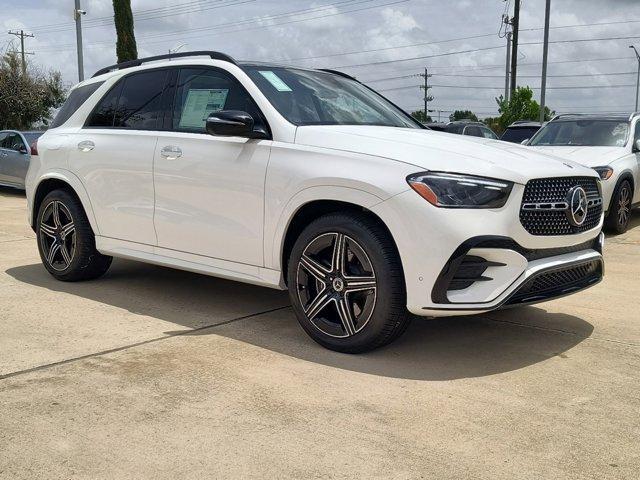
179 88 229 129
259 71 292 92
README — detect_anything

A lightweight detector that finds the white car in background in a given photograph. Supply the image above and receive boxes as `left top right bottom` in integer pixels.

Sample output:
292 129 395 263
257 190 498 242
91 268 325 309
528 114 639 233
26 52 605 353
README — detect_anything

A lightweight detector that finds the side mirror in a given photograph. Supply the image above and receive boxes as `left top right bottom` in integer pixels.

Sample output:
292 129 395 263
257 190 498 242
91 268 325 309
520 138 530 145
633 139 640 153
19 146 28 154
205 110 268 139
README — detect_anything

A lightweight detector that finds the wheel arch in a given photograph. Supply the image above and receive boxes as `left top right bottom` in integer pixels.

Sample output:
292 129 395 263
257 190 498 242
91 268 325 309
31 172 99 234
278 198 402 286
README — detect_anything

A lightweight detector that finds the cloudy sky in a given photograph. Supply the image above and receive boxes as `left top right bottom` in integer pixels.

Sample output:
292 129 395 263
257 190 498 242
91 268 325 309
3 0 640 119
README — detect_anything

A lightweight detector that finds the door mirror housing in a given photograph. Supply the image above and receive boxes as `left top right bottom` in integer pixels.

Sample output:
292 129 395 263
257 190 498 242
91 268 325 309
205 110 269 139
18 145 28 154
633 139 640 153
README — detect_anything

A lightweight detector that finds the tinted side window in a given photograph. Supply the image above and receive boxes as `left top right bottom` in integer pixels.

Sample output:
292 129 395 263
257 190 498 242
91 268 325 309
465 126 483 137
51 81 104 128
480 127 498 139
86 81 123 127
634 121 640 141
172 68 265 133
115 70 168 130
2 133 25 151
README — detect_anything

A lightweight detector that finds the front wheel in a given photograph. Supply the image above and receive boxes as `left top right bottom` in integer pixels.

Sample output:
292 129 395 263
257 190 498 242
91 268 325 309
605 179 633 234
287 212 410 353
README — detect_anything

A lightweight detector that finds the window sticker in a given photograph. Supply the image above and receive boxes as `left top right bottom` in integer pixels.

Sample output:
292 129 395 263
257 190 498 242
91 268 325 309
179 88 229 129
258 71 292 92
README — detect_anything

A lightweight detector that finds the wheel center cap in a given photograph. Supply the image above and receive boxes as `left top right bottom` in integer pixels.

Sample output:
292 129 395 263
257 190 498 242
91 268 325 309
332 277 345 292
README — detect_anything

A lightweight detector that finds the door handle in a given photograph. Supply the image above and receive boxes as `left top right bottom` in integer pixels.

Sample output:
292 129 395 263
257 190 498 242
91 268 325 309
77 140 95 152
160 145 182 160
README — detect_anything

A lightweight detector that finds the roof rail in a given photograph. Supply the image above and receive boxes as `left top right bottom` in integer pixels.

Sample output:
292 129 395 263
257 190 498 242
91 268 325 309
319 69 357 81
92 51 237 78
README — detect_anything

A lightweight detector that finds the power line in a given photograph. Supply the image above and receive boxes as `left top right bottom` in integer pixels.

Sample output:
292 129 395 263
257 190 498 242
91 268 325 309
378 83 638 92
35 0 403 52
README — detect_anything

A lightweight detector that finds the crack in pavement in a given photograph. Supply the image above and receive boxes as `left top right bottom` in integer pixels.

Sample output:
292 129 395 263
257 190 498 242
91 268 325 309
483 315 640 348
0 305 291 382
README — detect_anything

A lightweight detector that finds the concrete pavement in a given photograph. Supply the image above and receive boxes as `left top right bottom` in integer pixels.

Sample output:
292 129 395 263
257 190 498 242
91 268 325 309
1 186 639 479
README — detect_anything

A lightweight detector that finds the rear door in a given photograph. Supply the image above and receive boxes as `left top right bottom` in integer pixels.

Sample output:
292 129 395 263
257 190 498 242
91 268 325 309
68 69 170 245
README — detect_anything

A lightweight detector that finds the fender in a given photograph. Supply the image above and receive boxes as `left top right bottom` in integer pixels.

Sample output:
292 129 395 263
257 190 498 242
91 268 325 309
31 169 100 235
266 185 385 271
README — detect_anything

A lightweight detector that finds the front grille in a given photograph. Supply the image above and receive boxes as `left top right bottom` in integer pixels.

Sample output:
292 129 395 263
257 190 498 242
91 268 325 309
520 177 602 236
507 259 602 305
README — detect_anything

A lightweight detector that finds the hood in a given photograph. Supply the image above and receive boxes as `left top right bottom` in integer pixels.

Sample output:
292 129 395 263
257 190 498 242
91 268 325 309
530 145 627 167
294 125 597 184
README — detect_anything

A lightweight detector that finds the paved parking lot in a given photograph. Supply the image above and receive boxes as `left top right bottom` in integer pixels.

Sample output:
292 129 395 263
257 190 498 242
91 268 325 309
1 186 639 479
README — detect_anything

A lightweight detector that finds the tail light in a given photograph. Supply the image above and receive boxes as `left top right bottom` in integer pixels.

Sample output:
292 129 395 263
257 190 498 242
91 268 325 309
30 138 38 156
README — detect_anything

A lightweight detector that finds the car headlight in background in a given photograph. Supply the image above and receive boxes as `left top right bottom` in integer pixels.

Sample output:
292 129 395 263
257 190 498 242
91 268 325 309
407 172 513 208
593 166 613 180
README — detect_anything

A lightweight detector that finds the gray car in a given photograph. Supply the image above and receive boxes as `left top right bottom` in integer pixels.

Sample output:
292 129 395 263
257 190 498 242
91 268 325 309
0 130 43 189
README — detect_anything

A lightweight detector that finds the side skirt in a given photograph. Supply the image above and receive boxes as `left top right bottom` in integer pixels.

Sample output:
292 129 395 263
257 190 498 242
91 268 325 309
95 236 286 290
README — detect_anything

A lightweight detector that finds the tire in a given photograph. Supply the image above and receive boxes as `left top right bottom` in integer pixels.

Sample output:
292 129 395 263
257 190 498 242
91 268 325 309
36 189 112 281
604 179 633 234
287 212 410 353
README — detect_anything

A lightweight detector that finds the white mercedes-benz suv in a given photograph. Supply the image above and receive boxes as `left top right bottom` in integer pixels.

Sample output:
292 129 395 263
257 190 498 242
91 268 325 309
26 51 605 353
527 114 639 233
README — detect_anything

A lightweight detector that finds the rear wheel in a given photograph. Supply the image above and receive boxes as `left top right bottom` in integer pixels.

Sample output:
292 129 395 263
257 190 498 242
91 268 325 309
605 179 633 234
287 212 410 353
36 189 112 281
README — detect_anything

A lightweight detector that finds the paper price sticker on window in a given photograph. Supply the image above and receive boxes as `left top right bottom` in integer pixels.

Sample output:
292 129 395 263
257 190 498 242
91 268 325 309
259 71 292 92
179 88 229 129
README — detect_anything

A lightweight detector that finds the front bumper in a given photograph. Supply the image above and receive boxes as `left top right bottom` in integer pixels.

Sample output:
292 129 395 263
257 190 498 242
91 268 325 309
370 185 604 317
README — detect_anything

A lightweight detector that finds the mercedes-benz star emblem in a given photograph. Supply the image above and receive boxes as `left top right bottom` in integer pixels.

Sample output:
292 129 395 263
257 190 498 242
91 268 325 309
566 186 588 226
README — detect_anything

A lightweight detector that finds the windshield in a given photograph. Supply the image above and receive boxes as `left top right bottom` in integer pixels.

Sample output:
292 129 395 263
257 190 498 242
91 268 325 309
243 66 421 128
530 120 629 147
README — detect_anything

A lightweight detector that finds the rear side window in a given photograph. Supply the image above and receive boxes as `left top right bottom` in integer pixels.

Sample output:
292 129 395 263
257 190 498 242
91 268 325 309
86 70 168 130
50 81 104 128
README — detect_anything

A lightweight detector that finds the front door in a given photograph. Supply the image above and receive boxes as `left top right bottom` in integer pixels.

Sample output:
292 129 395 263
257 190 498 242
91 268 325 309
0 132 29 186
153 66 271 266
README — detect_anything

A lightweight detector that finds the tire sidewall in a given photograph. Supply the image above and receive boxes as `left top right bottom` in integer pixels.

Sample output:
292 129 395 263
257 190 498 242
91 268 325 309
287 214 405 352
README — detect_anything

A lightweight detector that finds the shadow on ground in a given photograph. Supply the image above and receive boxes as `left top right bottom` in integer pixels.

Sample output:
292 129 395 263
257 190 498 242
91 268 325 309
0 186 26 198
7 259 594 381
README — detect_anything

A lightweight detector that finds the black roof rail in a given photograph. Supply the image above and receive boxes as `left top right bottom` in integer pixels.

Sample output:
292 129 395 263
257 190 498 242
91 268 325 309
319 68 357 81
92 50 237 78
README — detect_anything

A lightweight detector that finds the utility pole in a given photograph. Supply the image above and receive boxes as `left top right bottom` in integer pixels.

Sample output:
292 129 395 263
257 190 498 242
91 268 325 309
630 45 640 111
510 0 521 96
74 0 87 82
539 0 551 123
7 29 34 74
419 67 433 122
504 31 512 102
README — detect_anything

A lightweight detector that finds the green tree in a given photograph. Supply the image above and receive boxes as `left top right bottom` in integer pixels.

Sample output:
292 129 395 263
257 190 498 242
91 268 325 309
113 0 138 63
411 110 432 123
0 52 65 130
483 117 503 135
495 86 553 131
449 110 478 122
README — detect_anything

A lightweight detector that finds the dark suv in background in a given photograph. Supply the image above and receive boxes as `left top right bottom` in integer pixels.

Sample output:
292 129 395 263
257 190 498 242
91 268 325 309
500 121 542 144
426 120 498 139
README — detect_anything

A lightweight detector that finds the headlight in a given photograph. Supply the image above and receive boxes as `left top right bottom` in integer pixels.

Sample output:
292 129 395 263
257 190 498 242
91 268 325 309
593 166 613 180
407 172 513 208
